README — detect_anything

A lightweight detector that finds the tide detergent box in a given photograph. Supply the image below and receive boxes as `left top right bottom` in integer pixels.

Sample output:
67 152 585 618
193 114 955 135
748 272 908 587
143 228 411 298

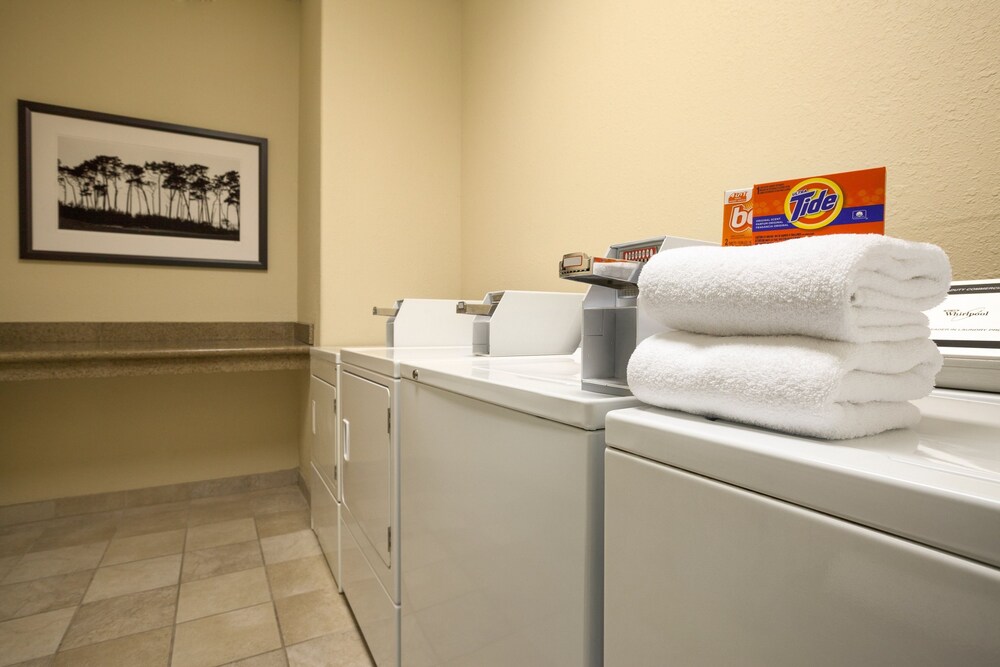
723 167 886 245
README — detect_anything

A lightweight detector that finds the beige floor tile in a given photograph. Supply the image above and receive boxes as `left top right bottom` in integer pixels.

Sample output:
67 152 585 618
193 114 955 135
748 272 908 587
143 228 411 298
7 656 54 667
187 501 256 528
83 553 181 603
284 629 374 667
0 570 92 621
0 556 19 582
252 489 307 516
181 541 263 583
260 530 321 565
186 518 257 552
3 542 106 584
0 607 76 667
222 649 288 666
61 586 176 650
266 556 335 600
101 529 185 566
116 509 189 538
255 510 310 539
0 527 44 558
176 567 271 623
52 626 172 667
29 518 118 553
171 603 282 667
274 589 355 646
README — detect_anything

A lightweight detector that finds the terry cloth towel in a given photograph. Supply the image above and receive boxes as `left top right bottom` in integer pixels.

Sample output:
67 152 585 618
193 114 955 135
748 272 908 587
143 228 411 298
626 331 943 440
638 234 951 343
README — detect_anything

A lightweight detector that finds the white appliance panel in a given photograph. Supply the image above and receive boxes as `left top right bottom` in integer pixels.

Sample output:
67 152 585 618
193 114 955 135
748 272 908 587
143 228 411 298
606 390 1000 568
341 369 393 570
399 378 604 666
342 512 400 667
604 448 1000 666
310 463 340 589
310 375 339 498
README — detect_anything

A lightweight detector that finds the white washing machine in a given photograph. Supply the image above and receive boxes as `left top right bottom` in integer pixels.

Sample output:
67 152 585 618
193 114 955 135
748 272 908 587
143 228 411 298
603 388 1000 666
339 346 480 667
397 354 639 666
310 347 342 589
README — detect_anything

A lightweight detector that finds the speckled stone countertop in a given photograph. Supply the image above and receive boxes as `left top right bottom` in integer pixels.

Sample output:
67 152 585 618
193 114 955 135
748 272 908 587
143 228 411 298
0 322 313 381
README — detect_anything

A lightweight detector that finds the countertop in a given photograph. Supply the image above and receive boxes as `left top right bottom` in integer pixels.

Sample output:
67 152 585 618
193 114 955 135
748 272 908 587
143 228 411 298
0 322 313 381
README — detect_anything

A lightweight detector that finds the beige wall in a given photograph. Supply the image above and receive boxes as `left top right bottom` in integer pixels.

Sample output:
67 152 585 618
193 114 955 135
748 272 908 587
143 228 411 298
0 0 300 321
299 0 323 340
318 0 463 346
0 0 304 505
461 0 1000 296
0 372 302 505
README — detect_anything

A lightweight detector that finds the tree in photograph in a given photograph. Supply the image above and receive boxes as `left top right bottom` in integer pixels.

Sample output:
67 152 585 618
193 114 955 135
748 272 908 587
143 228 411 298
161 162 189 220
123 163 151 216
57 160 78 206
222 170 241 229
210 173 228 228
185 164 211 225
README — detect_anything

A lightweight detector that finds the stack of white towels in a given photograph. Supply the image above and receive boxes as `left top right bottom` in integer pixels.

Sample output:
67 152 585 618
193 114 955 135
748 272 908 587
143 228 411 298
627 234 952 439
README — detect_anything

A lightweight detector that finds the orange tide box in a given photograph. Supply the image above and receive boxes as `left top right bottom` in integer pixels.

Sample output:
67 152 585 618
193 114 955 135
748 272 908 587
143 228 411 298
723 167 886 246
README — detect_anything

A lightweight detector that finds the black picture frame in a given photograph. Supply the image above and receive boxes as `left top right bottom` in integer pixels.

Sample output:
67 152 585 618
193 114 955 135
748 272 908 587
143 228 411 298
18 100 268 270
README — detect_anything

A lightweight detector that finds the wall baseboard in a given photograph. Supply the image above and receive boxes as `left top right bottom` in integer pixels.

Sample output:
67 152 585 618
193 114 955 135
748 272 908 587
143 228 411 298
0 468 300 527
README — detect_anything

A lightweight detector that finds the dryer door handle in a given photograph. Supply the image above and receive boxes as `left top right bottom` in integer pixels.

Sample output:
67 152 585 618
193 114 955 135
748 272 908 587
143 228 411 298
342 418 350 462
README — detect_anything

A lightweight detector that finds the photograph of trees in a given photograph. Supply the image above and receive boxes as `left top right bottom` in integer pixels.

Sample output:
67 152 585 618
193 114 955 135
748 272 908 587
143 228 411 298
57 155 241 241
20 100 266 269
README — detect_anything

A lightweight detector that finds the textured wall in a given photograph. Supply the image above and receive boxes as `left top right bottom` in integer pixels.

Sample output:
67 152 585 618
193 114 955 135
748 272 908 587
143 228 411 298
318 0 463 346
0 372 302 505
0 0 300 321
0 0 304 505
461 0 1000 296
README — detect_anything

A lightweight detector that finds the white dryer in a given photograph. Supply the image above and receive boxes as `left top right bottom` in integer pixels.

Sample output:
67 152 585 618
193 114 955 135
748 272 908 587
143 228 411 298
309 347 342 589
339 346 478 667
398 355 638 666
603 389 1000 666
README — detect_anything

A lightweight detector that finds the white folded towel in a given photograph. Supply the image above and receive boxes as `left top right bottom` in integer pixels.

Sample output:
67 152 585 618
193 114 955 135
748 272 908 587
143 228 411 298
627 331 943 439
638 234 951 343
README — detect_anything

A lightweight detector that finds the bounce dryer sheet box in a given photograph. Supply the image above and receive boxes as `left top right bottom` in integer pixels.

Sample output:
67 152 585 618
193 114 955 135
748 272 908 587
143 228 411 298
723 167 886 246
722 187 754 246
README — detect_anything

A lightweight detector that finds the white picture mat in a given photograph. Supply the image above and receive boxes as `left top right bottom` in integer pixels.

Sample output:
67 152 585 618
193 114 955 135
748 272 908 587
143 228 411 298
29 111 261 263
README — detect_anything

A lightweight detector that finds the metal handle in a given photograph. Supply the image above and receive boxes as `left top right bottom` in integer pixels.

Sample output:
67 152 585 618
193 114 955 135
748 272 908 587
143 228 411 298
456 301 496 316
373 306 400 317
342 418 350 461
311 400 317 435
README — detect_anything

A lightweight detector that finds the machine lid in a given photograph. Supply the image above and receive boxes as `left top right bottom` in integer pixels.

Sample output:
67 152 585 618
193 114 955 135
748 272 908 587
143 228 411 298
310 346 341 364
401 355 639 430
605 388 1000 568
340 346 472 378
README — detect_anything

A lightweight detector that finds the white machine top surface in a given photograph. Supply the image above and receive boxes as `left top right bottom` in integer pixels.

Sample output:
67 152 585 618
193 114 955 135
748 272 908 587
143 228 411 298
401 355 639 430
341 346 472 378
310 347 340 364
606 389 1000 568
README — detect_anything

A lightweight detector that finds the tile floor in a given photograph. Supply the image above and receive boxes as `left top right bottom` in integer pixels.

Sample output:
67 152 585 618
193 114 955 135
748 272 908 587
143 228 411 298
0 485 374 667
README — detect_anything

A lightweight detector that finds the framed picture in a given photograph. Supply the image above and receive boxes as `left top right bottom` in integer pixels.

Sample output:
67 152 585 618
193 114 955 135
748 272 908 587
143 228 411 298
18 100 267 270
